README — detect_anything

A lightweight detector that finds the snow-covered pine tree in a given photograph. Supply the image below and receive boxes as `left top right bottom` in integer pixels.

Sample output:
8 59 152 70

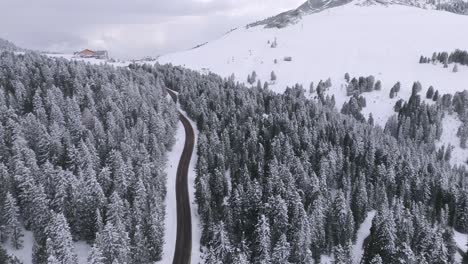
87 244 105 264
271 71 277 81
271 234 290 264
3 192 23 249
254 215 271 264
426 86 435 99
45 213 78 264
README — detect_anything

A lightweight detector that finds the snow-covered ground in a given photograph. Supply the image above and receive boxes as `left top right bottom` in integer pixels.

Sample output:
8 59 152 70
1 227 92 264
353 210 376 264
454 229 468 252
454 229 467 263
437 114 468 167
157 120 184 264
75 241 91 264
2 228 33 264
45 53 131 67
160 1 468 129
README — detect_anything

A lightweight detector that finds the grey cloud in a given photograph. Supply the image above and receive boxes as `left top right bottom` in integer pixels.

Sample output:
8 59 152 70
0 0 304 59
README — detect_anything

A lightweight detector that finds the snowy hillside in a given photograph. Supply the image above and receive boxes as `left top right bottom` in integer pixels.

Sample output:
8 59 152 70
160 0 468 165
46 53 130 67
160 1 468 123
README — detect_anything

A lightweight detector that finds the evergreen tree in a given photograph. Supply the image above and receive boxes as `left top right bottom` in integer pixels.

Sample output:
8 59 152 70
333 241 352 264
426 86 434 99
45 213 78 264
271 234 290 264
270 71 277 81
87 244 105 264
374 80 382 91
370 255 383 264
3 192 23 249
254 215 271 264
330 190 355 246
362 208 396 264
433 90 440 101
345 73 350 82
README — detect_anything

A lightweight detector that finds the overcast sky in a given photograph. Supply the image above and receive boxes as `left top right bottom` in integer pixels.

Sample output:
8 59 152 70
0 0 303 59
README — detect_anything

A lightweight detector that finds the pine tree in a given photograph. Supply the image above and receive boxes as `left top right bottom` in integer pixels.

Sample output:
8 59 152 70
271 234 290 264
426 86 434 99
4 192 23 249
210 221 233 263
87 244 105 264
96 222 130 264
333 241 352 264
232 249 250 264
45 213 78 264
362 208 396 264
47 254 60 264
390 87 396 99
374 80 382 91
453 64 459 73
270 71 277 81
132 225 150 263
254 215 271 264
330 190 355 246
368 113 374 126
309 82 314 94
396 242 416 264
433 90 440 101
370 255 383 264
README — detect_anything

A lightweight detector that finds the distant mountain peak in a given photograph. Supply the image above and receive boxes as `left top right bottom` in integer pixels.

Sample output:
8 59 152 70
248 0 467 28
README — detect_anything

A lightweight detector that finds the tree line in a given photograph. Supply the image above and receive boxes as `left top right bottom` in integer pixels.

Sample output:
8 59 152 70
0 51 178 264
144 63 468 264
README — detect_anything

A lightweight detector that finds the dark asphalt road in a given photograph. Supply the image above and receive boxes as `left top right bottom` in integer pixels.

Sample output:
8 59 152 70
167 89 194 264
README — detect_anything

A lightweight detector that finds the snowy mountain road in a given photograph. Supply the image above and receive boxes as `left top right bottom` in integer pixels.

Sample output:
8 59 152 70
167 89 194 264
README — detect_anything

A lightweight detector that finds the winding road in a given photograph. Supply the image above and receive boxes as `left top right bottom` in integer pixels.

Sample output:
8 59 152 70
167 89 194 264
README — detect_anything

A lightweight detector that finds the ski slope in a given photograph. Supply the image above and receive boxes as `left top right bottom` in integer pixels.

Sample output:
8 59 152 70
160 0 468 167
160 1 468 126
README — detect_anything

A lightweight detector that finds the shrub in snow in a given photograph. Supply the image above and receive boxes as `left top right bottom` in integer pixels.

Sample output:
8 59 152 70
271 38 278 48
389 87 396 99
433 90 440 101
374 80 382 91
453 64 459 73
247 71 257 84
283 57 292 62
426 86 434 99
271 71 277 81
411 82 422 95
394 99 404 112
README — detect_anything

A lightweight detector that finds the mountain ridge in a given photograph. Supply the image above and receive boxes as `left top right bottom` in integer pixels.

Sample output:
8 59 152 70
248 0 468 28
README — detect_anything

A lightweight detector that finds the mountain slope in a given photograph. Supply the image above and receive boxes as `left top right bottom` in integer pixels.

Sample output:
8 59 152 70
160 1 468 125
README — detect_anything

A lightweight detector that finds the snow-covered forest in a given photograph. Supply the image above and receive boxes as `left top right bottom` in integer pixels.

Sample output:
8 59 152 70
1 48 468 264
0 51 178 263
144 63 468 264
